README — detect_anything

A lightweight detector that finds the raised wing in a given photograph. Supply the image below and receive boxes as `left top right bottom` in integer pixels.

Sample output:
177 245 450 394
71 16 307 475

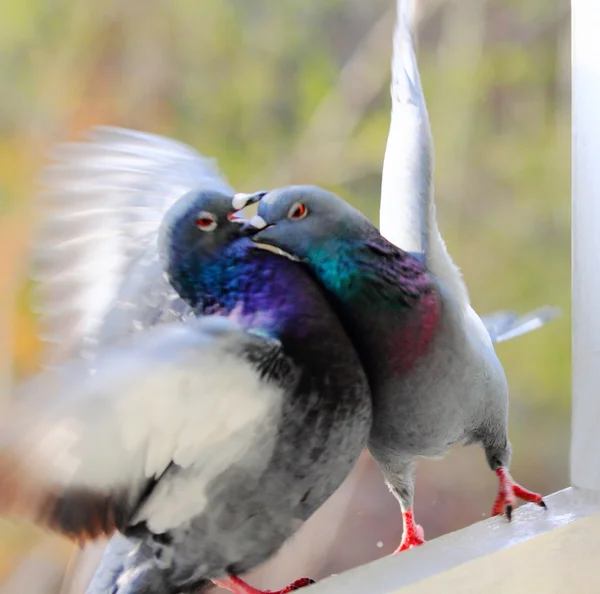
481 306 561 343
380 0 432 257
381 0 469 305
0 316 286 540
30 126 234 364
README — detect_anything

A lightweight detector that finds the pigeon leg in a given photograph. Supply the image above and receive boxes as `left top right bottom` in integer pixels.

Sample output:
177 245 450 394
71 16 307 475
393 507 425 554
482 438 546 520
372 454 425 553
213 576 315 594
491 467 546 520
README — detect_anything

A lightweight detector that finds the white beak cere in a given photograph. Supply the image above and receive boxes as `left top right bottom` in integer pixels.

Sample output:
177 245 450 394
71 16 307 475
248 215 268 230
232 193 253 211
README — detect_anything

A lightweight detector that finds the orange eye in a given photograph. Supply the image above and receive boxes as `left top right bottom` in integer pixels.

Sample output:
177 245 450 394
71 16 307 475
288 202 308 220
195 211 217 232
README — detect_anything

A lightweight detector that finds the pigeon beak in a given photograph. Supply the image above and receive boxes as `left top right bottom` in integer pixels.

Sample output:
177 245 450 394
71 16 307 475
231 191 269 211
229 191 269 224
239 215 274 237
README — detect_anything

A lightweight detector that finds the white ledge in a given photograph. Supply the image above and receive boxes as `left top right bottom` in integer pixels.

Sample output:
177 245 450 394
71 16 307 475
308 487 600 594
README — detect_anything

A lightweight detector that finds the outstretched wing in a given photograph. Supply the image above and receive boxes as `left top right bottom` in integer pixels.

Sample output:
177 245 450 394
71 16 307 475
481 306 561 343
30 126 234 364
0 316 287 540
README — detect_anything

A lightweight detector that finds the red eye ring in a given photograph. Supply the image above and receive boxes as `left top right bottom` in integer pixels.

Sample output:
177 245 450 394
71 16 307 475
195 211 218 232
288 203 308 220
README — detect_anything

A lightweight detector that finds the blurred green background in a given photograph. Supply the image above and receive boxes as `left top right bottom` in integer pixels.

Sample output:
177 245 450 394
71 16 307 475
0 0 570 591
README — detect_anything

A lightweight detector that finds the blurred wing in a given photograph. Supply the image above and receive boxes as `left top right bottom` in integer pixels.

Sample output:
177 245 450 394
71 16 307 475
31 126 234 364
0 317 285 541
482 306 561 343
93 245 196 350
380 0 432 257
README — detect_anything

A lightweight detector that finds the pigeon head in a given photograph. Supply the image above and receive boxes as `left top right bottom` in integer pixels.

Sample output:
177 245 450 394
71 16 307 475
245 185 432 306
246 185 374 262
158 189 261 306
159 189 260 258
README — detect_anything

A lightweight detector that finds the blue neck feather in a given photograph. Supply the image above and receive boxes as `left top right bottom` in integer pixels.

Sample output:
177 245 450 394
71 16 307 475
167 239 327 343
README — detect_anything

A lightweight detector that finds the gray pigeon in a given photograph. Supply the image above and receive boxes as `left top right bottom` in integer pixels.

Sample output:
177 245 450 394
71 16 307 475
244 0 552 553
1 314 361 593
14 130 372 594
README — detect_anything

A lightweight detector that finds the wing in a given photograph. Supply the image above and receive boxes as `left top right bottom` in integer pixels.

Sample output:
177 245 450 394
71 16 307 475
380 0 432 257
30 126 234 364
481 306 561 343
381 0 469 304
0 316 287 541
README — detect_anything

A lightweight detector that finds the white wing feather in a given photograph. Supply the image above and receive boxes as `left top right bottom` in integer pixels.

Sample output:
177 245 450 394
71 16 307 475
1 317 283 535
380 0 431 257
30 126 234 364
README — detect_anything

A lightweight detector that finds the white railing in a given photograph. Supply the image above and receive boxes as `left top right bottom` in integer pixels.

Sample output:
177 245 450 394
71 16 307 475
571 0 600 492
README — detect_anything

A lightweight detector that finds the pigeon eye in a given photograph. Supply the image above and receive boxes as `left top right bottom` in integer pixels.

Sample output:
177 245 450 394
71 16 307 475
195 211 218 232
288 203 308 220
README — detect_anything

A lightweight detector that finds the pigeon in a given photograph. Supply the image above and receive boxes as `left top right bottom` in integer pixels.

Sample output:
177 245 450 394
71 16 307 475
242 0 553 553
13 139 373 593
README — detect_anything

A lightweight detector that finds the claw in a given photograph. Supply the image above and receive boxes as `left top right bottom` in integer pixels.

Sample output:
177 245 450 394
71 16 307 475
491 467 546 520
277 578 315 593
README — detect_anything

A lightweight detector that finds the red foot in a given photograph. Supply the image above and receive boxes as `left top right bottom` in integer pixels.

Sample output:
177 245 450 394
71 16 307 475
213 575 315 594
393 508 425 554
491 467 547 520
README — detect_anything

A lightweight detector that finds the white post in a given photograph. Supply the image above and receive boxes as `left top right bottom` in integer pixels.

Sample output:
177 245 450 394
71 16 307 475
571 0 600 491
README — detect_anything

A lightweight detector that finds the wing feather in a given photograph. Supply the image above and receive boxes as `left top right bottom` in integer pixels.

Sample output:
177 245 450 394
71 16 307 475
380 0 432 257
0 317 285 540
482 306 561 343
31 126 234 364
